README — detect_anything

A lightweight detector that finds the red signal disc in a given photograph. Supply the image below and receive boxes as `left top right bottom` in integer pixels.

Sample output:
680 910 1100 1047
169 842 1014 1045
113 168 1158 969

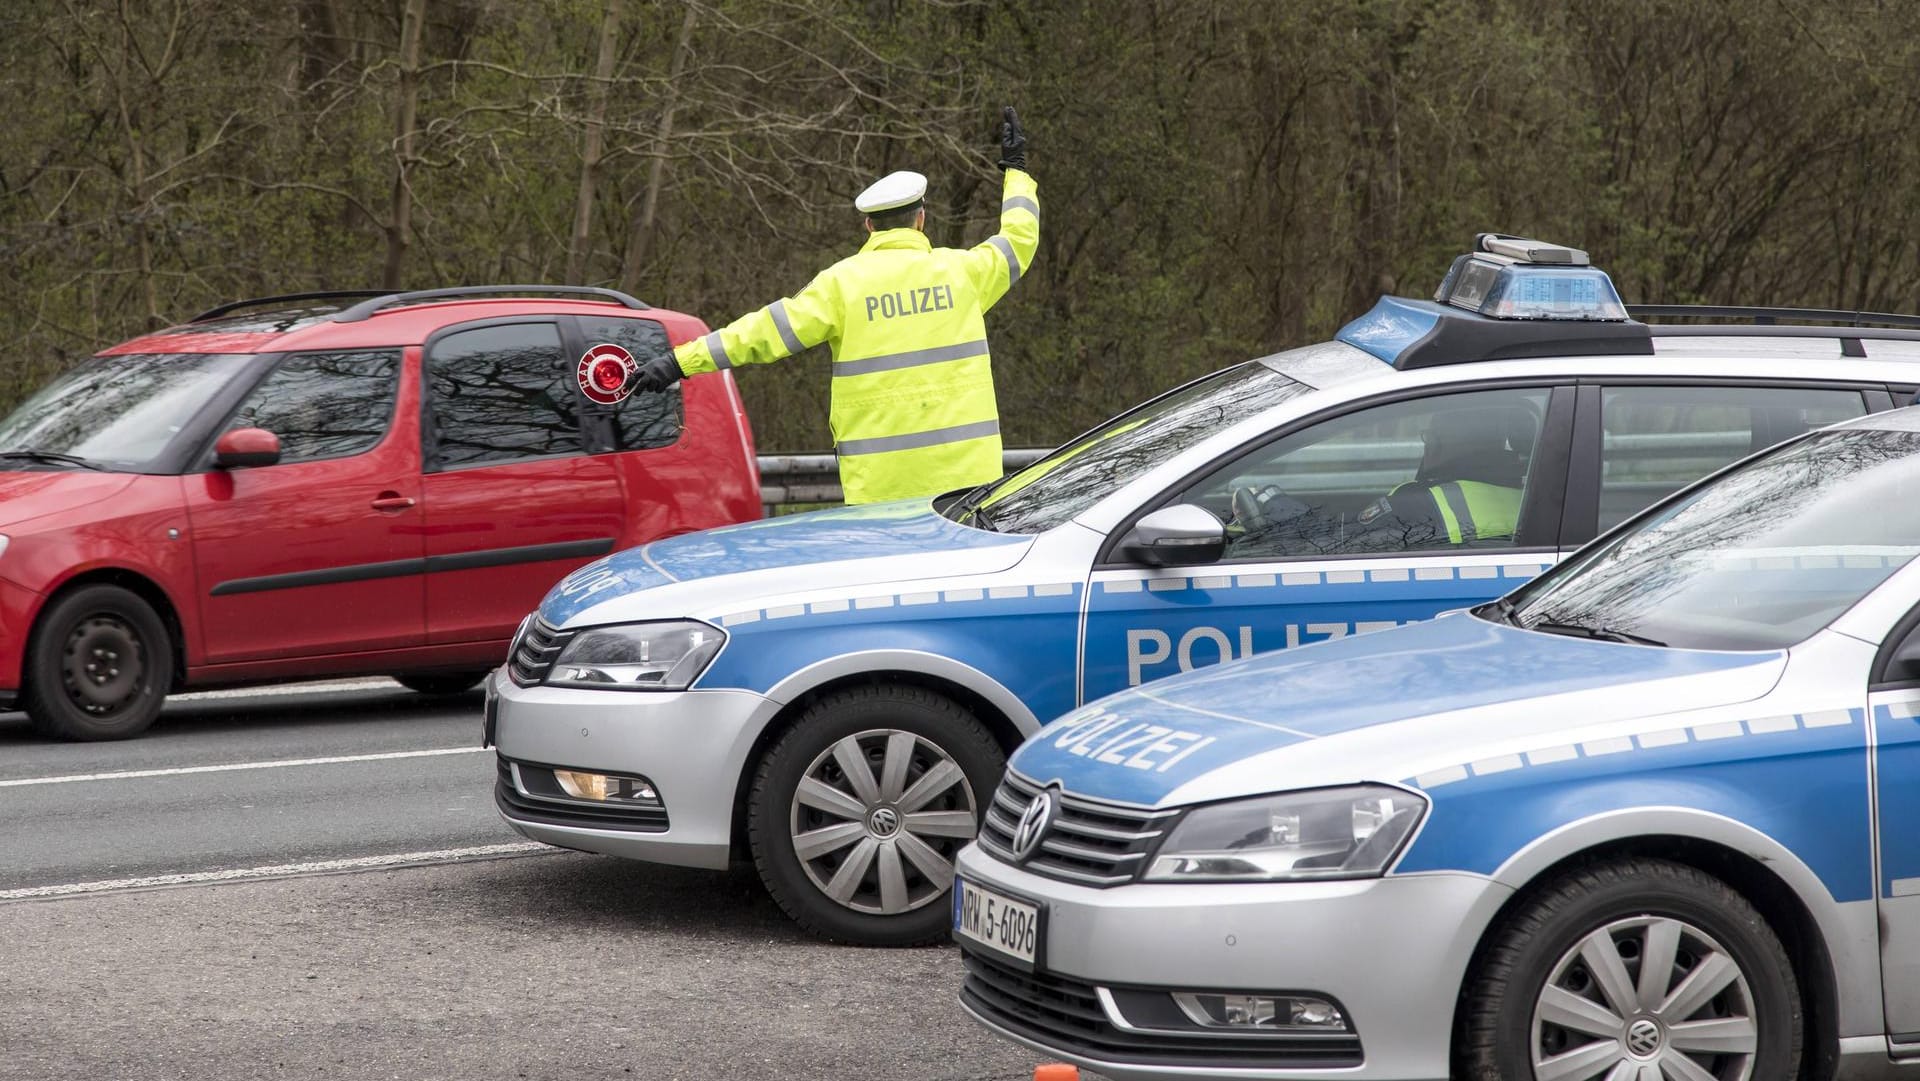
577 343 638 405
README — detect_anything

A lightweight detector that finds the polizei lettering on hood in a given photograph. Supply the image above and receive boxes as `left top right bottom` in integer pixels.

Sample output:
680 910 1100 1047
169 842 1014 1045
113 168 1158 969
1050 708 1216 773
864 285 956 321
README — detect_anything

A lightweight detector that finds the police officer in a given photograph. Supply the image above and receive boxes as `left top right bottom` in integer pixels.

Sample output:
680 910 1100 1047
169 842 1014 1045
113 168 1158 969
1233 405 1528 552
631 106 1039 505
1352 406 1526 546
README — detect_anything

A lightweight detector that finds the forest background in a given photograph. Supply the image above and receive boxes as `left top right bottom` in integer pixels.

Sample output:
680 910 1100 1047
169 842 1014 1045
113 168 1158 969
3 0 1917 452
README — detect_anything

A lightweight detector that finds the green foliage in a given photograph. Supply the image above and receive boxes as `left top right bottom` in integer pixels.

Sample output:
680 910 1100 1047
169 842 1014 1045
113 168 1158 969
4 0 1920 450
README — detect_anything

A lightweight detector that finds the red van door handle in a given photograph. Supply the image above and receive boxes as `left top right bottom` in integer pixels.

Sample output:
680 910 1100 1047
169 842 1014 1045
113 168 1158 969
370 493 416 512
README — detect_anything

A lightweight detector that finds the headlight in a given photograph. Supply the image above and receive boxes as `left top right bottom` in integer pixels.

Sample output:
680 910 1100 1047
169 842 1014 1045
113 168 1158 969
1143 784 1426 882
546 620 725 691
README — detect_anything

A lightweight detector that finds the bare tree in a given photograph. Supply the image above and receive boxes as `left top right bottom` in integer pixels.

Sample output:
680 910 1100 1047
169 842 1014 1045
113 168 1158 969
565 0 623 285
617 1 697 296
382 0 427 289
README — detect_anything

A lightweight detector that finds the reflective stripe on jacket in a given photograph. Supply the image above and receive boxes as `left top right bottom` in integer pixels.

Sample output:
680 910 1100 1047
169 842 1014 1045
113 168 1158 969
676 169 1039 504
1422 480 1521 544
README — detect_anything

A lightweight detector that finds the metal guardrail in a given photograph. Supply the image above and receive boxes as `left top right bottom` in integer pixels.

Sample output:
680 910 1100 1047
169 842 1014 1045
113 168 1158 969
756 430 1758 513
758 448 1051 513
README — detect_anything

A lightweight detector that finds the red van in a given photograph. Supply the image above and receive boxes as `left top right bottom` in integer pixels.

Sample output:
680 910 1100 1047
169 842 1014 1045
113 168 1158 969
0 286 759 740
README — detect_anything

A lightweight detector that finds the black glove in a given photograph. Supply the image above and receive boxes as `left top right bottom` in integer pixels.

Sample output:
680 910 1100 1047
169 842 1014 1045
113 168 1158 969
996 105 1027 172
631 351 683 394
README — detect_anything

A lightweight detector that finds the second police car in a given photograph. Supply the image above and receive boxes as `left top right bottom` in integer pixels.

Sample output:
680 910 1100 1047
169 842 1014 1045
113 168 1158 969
954 407 1920 1081
487 233 1919 945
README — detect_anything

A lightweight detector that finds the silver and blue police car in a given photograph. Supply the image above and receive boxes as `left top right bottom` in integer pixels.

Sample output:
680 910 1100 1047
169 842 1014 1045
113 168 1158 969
487 232 1920 946
954 408 1920 1081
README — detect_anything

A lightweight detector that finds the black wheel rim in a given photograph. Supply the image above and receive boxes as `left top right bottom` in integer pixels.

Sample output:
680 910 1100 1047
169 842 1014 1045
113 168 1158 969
61 614 145 717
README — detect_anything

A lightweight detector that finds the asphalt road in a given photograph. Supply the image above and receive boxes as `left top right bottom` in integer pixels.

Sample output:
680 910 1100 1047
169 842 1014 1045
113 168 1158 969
0 682 1050 1081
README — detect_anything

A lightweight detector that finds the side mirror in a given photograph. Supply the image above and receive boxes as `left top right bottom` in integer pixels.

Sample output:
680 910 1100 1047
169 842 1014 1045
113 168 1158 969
1886 626 1920 684
214 428 282 469
1117 504 1226 567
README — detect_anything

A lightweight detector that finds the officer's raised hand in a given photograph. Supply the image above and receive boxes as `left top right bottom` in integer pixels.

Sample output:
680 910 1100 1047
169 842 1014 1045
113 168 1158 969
631 351 683 394
997 105 1027 172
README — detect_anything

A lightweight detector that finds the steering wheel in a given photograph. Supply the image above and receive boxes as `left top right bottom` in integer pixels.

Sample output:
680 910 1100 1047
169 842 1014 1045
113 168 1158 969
1232 485 1271 531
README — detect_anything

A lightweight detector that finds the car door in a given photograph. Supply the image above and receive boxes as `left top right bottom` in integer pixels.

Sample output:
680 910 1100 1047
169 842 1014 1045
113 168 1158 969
185 349 425 664
567 312 698 542
419 319 624 646
1870 614 1920 1046
1078 383 1574 701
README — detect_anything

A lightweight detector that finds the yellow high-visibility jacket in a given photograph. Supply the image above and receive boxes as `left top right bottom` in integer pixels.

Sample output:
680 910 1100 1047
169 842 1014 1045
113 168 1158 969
676 169 1039 504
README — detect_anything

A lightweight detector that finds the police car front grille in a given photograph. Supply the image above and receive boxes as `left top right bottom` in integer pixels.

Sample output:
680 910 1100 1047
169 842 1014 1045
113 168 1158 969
976 770 1177 887
959 949 1364 1069
508 616 574 687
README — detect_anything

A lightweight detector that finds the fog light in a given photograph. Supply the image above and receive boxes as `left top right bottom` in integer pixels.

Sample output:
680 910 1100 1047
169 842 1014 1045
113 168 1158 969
1173 992 1348 1032
554 769 657 803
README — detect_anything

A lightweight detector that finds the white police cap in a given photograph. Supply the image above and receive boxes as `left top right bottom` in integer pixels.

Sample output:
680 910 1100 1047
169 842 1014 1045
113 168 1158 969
855 170 927 214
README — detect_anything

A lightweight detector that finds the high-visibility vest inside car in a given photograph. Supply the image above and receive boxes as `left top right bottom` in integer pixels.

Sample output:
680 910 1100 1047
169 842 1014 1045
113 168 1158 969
675 169 1039 505
1396 479 1522 544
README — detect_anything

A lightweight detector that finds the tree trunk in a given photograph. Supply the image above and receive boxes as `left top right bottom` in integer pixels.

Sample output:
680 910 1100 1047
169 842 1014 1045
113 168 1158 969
382 0 427 291
617 2 697 296
565 0 622 285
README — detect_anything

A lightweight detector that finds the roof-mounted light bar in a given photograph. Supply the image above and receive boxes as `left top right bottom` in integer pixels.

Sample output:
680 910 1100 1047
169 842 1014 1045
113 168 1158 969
1434 232 1626 322
1473 232 1589 266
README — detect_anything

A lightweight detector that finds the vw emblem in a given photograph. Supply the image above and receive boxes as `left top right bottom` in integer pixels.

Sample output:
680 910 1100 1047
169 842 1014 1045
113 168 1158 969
1010 787 1059 862
867 806 901 837
1625 1018 1662 1057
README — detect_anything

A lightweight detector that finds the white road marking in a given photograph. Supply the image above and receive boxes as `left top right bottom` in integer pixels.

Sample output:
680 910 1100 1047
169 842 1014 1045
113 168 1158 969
0 746 488 788
0 843 553 901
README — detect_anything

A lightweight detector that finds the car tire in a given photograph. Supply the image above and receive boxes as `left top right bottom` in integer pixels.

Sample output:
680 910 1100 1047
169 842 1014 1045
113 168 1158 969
394 671 489 696
1460 857 1800 1081
21 584 174 741
747 682 1004 946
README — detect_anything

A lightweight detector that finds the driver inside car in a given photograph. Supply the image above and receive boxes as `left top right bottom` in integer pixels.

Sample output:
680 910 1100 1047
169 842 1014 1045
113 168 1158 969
1227 404 1536 556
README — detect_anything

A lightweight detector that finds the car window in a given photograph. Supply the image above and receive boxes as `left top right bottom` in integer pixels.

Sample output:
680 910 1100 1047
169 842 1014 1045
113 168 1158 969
1598 385 1866 530
0 353 255 470
1504 426 1920 650
225 351 400 464
575 316 683 451
950 354 1320 534
1178 387 1551 559
427 323 582 468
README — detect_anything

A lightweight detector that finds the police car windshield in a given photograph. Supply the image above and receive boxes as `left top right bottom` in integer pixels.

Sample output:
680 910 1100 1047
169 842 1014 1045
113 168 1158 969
0 353 255 471
1500 428 1920 651
950 362 1312 534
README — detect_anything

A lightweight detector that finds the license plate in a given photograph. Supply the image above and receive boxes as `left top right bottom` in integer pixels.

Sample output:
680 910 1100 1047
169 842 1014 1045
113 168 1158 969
481 672 499 748
953 877 1042 968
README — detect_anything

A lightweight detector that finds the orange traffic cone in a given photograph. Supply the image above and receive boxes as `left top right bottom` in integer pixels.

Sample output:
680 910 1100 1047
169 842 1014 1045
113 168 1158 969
1033 1066 1079 1081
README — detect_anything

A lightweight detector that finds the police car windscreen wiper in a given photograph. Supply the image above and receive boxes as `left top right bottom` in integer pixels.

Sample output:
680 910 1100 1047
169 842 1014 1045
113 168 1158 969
1524 618 1666 648
963 503 1000 532
1479 597 1523 626
949 482 999 531
0 449 104 471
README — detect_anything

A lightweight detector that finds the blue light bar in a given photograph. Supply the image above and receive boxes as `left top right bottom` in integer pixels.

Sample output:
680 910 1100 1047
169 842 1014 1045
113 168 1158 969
1434 252 1627 322
1335 296 1442 365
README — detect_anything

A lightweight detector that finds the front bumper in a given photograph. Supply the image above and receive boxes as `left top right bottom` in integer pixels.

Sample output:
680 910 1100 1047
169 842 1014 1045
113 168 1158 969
0 575 40 695
489 668 775 870
953 844 1512 1081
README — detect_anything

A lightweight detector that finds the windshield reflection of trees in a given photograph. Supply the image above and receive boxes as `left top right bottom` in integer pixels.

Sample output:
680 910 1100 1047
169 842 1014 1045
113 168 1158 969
0 354 251 466
1514 431 1920 649
231 352 399 462
983 365 1311 534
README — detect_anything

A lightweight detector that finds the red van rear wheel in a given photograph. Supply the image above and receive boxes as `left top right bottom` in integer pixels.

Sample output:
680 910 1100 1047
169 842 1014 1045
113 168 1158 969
22 585 173 741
